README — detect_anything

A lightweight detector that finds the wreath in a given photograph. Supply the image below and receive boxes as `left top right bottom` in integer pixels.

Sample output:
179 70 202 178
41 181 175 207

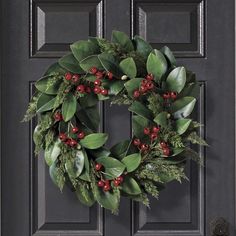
23 31 207 213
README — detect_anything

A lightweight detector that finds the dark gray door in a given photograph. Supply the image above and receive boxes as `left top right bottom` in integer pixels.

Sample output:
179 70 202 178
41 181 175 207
1 0 235 235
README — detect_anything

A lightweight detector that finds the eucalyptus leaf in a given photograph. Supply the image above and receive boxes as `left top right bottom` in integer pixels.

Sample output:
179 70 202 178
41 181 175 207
62 93 77 122
121 176 141 195
45 139 61 166
119 57 137 79
59 53 84 73
111 30 134 52
80 133 108 149
122 153 141 172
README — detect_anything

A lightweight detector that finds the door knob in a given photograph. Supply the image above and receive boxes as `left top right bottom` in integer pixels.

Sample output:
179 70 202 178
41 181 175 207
210 217 229 236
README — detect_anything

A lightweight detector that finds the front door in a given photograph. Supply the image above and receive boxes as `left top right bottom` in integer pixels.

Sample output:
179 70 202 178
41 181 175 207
1 0 235 235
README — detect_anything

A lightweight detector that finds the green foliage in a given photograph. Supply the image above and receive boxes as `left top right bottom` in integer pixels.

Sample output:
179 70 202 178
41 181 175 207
185 131 208 146
147 93 163 116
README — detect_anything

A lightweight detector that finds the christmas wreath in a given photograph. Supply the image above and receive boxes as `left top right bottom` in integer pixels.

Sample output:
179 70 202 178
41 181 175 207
23 31 207 213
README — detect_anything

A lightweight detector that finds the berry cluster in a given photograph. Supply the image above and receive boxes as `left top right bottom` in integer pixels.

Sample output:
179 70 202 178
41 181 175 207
65 72 80 83
95 163 124 191
133 73 155 98
54 111 63 121
143 125 160 141
162 91 177 100
160 141 170 156
59 126 85 148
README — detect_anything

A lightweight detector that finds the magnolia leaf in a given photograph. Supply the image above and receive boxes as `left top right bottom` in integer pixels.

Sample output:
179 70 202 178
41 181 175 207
45 139 61 166
122 153 141 172
147 50 167 82
119 57 137 79
171 97 196 119
89 147 111 159
133 35 152 58
154 111 168 127
37 94 56 113
79 93 98 108
96 156 125 179
59 53 84 73
166 67 186 93
76 184 95 206
62 93 77 122
49 162 65 191
108 80 124 95
74 150 85 177
35 76 62 95
124 78 143 96
179 81 200 99
111 30 134 52
79 150 91 181
171 148 185 157
80 133 108 149
132 115 150 139
121 176 141 195
175 119 192 135
44 62 66 76
160 46 176 66
128 101 153 120
110 140 130 160
79 55 103 72
70 40 99 62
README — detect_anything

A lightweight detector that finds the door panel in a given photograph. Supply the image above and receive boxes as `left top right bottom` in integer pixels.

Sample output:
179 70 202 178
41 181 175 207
1 0 235 236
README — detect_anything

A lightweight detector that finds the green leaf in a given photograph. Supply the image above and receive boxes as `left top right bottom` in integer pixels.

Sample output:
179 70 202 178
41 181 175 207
74 150 85 177
133 35 152 59
35 76 62 95
110 140 130 160
132 115 150 139
76 183 95 207
70 40 100 62
186 131 208 146
111 30 134 52
89 147 111 159
121 176 141 195
160 46 176 66
49 162 65 191
124 78 143 96
44 139 61 166
179 81 200 99
62 93 77 122
171 148 185 157
119 57 137 79
79 150 91 181
175 119 192 135
59 53 84 73
129 101 153 120
154 111 168 127
80 133 108 149
147 50 167 82
79 93 98 108
96 156 125 179
79 55 103 72
108 80 124 95
171 97 196 119
44 62 66 76
37 94 56 112
122 153 141 172
166 67 186 93
98 53 123 78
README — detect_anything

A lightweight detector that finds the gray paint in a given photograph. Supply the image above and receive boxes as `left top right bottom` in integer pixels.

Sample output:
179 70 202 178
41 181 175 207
1 0 235 235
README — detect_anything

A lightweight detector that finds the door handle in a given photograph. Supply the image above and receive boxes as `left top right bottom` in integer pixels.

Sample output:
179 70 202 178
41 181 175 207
210 217 229 236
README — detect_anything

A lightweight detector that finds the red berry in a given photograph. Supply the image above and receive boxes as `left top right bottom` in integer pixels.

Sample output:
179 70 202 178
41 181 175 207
163 92 170 99
77 131 85 139
70 139 77 147
65 72 72 81
160 141 167 148
133 138 141 146
94 86 101 94
59 133 67 141
101 89 108 96
140 85 148 93
76 84 85 93
143 127 150 135
103 184 111 192
54 112 63 121
94 79 101 86
95 71 103 79
113 179 120 187
95 163 102 171
146 73 154 81
150 133 158 140
133 90 140 98
141 79 148 86
170 91 177 99
116 176 124 183
72 74 80 83
152 126 160 133
85 86 91 93
163 147 170 156
71 127 79 133
65 138 72 145
141 143 149 151
90 67 98 75
98 180 104 187
107 71 113 80
146 81 154 90
104 180 110 185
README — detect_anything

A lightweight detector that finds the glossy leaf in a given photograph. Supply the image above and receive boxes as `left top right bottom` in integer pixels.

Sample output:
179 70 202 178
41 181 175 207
79 93 98 108
74 150 85 177
45 139 61 166
62 93 77 122
119 57 137 79
128 101 153 120
121 176 141 195
96 156 125 179
133 35 152 58
166 67 186 93
160 46 176 66
79 150 91 181
111 30 134 52
108 80 124 95
35 76 62 95
76 184 95 206
80 133 108 149
89 147 111 159
124 78 143 96
147 50 167 82
110 140 130 160
44 62 66 76
154 111 168 127
122 153 141 172
132 115 150 139
37 94 56 113
171 97 196 119
80 55 103 72
175 119 192 135
179 81 200 99
59 53 84 73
